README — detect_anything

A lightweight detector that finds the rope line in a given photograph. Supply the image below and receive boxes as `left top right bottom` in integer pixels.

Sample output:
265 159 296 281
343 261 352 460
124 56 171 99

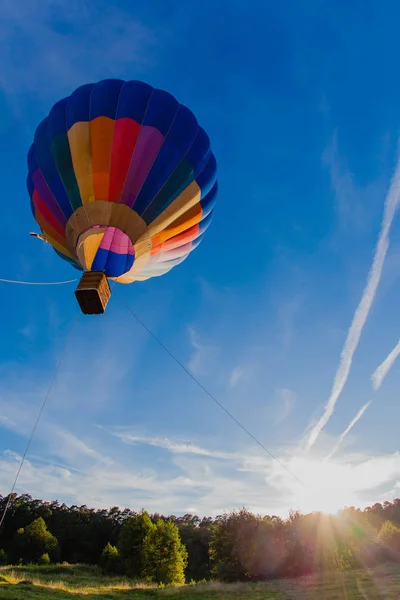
115 293 305 487
0 278 78 286
0 314 80 532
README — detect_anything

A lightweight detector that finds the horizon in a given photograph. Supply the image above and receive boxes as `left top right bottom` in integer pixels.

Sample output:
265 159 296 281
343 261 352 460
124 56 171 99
1 0 400 519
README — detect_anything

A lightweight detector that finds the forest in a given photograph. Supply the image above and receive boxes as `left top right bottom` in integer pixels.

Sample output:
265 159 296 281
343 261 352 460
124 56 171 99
1 494 400 585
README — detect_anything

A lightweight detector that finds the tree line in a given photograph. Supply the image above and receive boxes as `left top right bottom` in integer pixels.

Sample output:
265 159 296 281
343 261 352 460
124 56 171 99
1 494 400 583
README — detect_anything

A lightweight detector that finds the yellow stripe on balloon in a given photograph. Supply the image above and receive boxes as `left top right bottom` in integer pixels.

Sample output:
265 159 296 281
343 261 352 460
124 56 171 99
41 229 72 258
68 122 95 204
140 180 201 241
155 203 203 245
76 228 106 270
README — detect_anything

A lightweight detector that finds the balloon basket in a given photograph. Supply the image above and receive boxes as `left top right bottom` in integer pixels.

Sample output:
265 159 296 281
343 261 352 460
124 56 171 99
75 272 111 315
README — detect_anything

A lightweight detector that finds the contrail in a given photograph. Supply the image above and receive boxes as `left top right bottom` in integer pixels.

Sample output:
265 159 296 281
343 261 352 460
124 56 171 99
325 400 372 460
307 155 400 448
372 339 400 391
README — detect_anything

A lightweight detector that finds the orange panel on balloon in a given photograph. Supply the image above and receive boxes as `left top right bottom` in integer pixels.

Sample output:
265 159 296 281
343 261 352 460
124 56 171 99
158 203 203 243
90 116 115 200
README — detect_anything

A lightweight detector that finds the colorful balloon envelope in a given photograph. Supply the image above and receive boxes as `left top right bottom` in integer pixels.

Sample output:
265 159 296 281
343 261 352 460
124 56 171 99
27 79 218 312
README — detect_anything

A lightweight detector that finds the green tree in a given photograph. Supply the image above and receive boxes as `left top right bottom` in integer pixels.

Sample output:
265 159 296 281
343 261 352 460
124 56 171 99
378 520 400 559
143 519 187 585
0 549 8 565
118 511 154 578
210 509 284 582
101 542 121 574
9 517 59 564
38 553 50 565
177 516 214 581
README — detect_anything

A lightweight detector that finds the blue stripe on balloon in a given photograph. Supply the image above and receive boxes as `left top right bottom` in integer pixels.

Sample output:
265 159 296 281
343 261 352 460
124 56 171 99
200 181 218 217
91 248 134 277
33 119 74 219
196 154 217 198
47 98 82 211
47 98 68 136
106 251 134 277
116 80 154 121
134 104 199 215
198 209 213 235
141 88 179 136
66 83 94 129
141 128 213 225
27 144 37 174
187 127 212 177
90 79 125 120
54 248 82 269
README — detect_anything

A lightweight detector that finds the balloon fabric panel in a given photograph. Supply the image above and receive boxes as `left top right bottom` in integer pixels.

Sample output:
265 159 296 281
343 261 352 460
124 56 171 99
27 79 217 282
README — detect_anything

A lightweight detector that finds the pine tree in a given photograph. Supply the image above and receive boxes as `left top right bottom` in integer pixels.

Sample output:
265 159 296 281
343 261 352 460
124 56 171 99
101 542 120 574
9 517 59 564
143 519 187 585
118 511 154 578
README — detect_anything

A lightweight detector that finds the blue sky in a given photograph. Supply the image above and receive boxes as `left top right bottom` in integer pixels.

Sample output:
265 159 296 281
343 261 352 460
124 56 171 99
2 0 400 517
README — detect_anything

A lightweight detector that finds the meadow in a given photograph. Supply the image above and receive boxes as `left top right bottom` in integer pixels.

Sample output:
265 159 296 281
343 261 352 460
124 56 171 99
1 563 400 599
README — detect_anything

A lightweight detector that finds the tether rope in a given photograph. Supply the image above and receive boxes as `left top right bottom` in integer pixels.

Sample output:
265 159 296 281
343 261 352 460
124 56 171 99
0 314 80 532
0 278 78 285
115 293 305 487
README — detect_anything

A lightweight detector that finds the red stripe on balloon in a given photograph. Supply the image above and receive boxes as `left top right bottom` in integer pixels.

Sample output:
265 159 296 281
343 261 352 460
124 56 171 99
162 223 200 251
32 189 66 238
108 118 141 203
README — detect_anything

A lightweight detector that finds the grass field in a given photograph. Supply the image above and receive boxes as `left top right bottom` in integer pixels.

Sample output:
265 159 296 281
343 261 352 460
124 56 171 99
1 563 400 599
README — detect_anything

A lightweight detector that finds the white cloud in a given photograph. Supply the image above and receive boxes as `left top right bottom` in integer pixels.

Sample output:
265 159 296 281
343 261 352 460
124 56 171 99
3 403 400 517
1 281 399 518
273 388 296 424
271 450 400 515
3 424 400 518
372 339 400 391
307 150 400 448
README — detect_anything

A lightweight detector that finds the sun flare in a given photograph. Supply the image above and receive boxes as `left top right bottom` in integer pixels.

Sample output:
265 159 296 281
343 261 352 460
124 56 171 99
286 456 360 515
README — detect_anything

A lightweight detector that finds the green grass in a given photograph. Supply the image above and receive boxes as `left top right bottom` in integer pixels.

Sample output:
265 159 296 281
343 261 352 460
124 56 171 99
1 563 400 599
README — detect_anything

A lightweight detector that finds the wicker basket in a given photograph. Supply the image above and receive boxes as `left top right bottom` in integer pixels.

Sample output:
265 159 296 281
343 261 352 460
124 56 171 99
75 272 111 314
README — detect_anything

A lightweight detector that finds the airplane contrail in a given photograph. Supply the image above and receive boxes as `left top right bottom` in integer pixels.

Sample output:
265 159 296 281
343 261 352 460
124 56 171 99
307 155 400 448
372 339 400 391
325 400 372 460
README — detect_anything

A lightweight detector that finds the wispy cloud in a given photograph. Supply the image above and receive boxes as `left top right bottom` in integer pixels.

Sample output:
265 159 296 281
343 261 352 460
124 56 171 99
322 130 384 231
0 0 157 112
187 326 218 376
0 345 399 518
273 388 296 424
372 339 400 391
3 422 400 517
228 365 246 388
307 152 400 448
112 431 235 461
326 400 372 461
19 322 37 341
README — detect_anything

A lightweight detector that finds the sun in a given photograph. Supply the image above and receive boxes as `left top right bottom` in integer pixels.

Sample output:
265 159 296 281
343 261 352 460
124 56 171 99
287 456 359 515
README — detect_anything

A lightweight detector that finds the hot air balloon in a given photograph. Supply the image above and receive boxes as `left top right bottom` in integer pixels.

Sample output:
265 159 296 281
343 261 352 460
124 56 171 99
27 79 218 314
